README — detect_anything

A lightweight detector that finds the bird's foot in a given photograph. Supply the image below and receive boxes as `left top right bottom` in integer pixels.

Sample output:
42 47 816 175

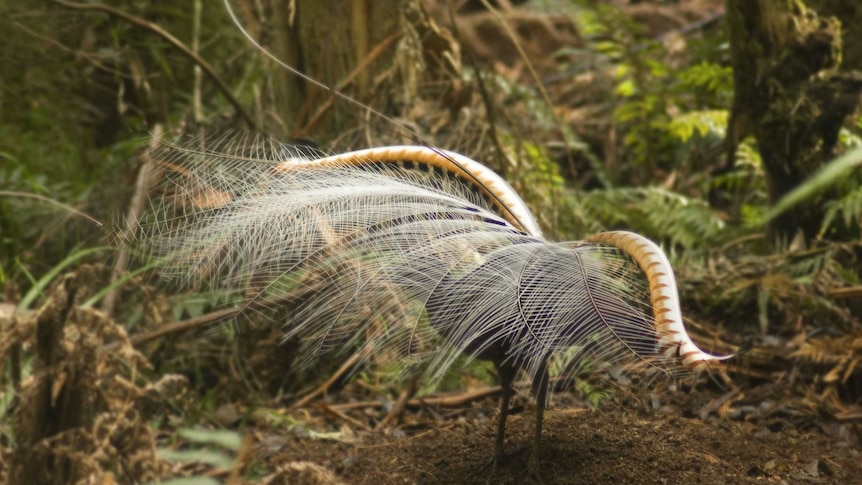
524 451 545 484
484 449 508 472
472 445 545 483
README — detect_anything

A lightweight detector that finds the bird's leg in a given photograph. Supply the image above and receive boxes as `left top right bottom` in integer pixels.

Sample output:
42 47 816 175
492 362 517 465
529 359 550 475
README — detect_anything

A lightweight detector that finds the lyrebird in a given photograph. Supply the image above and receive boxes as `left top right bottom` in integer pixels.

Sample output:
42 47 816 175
140 134 728 475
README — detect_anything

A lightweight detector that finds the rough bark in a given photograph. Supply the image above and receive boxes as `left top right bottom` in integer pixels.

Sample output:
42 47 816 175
725 0 862 245
265 0 404 138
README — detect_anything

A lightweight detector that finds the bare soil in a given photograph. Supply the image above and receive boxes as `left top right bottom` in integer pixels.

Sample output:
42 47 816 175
256 384 862 484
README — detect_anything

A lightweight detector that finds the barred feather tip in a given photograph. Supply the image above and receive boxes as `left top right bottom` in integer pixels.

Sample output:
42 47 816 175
274 145 543 238
583 231 732 372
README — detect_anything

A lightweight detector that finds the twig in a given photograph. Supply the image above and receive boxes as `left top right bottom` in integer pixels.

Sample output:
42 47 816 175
192 0 203 122
0 191 102 227
351 0 370 95
828 286 862 299
50 0 257 130
407 385 501 407
374 377 419 431
102 307 242 352
320 402 370 431
697 387 741 420
292 352 366 409
836 411 862 421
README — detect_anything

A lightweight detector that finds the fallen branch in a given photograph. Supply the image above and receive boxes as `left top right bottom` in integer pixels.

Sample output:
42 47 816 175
828 286 862 299
320 402 370 431
292 352 366 409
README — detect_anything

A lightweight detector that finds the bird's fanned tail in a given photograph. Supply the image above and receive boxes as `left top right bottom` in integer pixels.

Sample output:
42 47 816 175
138 131 727 401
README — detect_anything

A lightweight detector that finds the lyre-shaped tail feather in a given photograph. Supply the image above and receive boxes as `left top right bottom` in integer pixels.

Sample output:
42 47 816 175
583 231 731 372
139 134 727 390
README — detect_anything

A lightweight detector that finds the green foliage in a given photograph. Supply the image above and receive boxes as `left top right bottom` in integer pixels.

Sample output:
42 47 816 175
578 187 727 250
0 128 104 277
17 246 109 311
766 146 862 230
175 428 243 451
822 184 862 237
573 378 611 408
153 428 242 484
566 2 734 185
0 0 264 286
678 62 733 97
668 110 728 143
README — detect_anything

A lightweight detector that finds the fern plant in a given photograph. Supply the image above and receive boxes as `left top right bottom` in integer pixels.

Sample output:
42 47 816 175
575 186 728 250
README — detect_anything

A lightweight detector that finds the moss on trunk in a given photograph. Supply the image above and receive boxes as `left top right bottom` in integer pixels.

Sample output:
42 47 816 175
725 0 862 245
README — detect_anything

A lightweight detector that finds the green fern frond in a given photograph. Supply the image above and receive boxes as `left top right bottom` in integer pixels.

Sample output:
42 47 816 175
821 185 862 236
668 110 728 143
785 249 832 280
678 62 733 94
578 187 726 249
573 378 611 407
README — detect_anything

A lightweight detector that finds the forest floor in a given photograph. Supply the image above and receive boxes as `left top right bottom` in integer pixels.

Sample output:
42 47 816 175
3 288 861 485
252 377 862 484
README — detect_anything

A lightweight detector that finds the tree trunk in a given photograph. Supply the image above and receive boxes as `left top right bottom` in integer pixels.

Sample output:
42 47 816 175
265 0 404 139
725 0 862 245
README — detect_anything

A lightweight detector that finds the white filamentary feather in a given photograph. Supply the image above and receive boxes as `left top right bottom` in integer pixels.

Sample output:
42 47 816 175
140 132 727 464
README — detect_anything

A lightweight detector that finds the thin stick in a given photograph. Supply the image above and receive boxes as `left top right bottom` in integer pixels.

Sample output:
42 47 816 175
320 402 370 431
192 0 203 122
292 352 365 409
828 286 862 299
374 377 418 431
697 387 741 420
102 307 242 352
0 191 102 227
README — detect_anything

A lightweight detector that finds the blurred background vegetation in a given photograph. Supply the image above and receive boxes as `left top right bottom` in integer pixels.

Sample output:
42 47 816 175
3 1 858 312
2 0 862 482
